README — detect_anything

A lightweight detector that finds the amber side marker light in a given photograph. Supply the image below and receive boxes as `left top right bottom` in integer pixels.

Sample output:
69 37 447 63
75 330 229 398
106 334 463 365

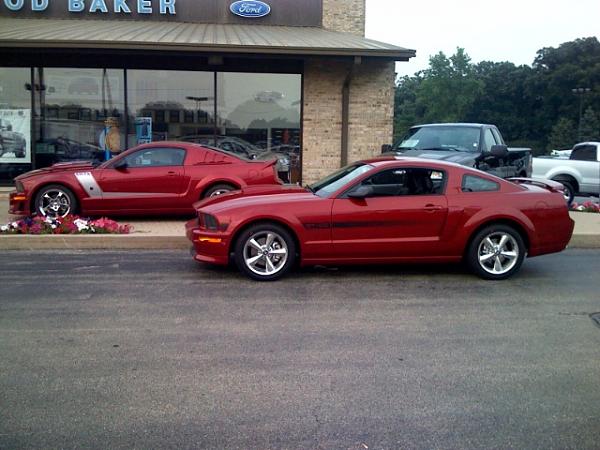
196 237 223 244
12 195 27 201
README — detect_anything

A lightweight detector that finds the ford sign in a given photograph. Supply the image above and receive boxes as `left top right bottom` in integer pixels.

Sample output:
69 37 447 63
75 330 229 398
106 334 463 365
230 1 271 18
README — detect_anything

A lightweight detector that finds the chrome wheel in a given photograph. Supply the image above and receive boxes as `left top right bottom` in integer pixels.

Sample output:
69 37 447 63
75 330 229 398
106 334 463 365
37 188 73 217
209 188 231 197
477 232 519 275
243 231 289 276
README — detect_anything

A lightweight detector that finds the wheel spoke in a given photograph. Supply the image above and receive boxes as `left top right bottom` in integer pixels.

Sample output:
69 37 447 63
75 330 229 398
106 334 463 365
249 238 263 252
265 233 275 248
484 237 495 249
480 253 495 263
265 256 276 273
270 248 287 255
246 254 263 267
493 256 503 273
501 251 517 260
498 235 509 250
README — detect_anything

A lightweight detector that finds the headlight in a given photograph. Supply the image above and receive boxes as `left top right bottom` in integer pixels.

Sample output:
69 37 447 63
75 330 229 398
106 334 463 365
201 213 219 230
15 181 24 193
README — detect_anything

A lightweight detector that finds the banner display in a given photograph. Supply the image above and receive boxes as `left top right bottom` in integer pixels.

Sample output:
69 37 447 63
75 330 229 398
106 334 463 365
0 109 31 164
135 117 152 144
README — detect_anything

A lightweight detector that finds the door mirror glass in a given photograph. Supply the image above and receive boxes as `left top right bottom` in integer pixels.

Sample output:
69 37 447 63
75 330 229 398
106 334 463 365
381 144 393 154
489 144 508 158
114 160 128 171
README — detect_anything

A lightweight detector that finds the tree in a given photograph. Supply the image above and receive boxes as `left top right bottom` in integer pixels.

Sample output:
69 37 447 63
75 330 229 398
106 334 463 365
416 48 483 123
580 107 600 142
547 118 577 151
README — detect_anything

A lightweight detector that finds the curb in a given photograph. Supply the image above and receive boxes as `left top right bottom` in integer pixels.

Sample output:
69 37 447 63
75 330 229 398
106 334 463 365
0 234 189 250
0 233 598 250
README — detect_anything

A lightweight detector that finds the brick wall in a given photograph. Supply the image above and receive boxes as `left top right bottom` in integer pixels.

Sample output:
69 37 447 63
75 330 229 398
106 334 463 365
322 0 365 36
302 58 396 184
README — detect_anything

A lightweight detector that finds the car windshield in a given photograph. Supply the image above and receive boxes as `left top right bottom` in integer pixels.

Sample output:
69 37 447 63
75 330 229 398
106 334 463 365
308 163 373 198
395 126 480 152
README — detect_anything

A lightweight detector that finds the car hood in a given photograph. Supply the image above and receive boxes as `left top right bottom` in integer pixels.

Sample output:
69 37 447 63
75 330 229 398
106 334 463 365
193 184 314 212
396 149 475 163
15 161 96 180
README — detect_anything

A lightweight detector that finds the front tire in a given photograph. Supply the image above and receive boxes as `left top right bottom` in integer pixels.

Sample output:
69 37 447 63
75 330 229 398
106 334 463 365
34 184 78 218
467 224 525 280
234 223 296 281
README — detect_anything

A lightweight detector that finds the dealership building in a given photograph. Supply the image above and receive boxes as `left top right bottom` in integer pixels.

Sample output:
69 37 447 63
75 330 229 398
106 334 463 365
0 0 414 186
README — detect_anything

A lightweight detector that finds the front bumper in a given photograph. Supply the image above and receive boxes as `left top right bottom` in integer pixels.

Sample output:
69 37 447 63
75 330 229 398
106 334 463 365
185 218 230 265
8 191 30 216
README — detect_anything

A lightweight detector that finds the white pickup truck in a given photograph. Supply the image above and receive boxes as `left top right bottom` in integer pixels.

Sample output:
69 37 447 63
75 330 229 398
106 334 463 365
533 142 600 204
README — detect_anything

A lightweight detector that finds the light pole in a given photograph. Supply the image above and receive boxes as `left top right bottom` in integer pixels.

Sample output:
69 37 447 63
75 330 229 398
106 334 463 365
572 87 591 141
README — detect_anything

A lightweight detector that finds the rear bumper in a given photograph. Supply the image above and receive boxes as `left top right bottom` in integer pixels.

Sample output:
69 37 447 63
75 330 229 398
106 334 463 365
8 191 30 216
186 218 230 266
529 217 575 257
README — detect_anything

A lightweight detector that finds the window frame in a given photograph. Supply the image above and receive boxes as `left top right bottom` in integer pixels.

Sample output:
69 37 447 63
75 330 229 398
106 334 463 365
110 146 187 169
461 174 501 193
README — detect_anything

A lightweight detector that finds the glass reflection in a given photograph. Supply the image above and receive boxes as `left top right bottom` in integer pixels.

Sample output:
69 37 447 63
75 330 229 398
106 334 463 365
217 72 301 183
127 70 215 147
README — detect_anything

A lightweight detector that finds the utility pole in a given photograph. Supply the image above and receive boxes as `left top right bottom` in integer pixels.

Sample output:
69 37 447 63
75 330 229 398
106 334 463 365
572 87 591 141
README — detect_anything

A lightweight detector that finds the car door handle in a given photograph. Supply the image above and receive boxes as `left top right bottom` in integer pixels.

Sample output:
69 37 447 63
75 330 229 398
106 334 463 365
167 171 177 176
424 204 443 212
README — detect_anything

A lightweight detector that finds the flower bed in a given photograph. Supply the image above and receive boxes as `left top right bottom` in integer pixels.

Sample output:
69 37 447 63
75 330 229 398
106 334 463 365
570 201 600 213
0 215 133 235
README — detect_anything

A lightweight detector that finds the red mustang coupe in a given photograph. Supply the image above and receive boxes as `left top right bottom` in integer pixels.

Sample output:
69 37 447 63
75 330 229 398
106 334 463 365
9 142 281 217
186 158 574 281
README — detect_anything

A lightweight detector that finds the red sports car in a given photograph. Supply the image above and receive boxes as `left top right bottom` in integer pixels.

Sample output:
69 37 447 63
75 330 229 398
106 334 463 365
9 142 281 217
186 157 574 281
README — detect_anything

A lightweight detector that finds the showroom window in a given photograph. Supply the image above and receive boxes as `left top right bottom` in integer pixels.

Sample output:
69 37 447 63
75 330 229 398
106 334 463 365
0 67 303 185
217 72 301 183
32 68 125 169
0 67 33 183
127 70 215 147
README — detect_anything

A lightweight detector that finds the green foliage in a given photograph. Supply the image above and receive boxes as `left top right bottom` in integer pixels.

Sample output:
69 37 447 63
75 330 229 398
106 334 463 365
580 107 600 141
547 118 577 152
393 37 600 149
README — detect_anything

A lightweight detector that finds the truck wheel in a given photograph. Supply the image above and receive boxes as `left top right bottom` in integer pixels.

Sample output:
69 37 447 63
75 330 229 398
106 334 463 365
552 177 575 206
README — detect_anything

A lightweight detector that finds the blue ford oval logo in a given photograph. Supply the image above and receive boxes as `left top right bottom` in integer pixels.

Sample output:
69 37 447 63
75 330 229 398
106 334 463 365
230 1 271 18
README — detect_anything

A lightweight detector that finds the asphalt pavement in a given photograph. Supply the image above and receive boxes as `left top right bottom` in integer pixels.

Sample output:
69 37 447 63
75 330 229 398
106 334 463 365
1 249 600 449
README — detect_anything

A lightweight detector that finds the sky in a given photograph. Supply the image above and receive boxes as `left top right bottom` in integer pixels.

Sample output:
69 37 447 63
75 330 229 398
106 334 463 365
364 0 600 77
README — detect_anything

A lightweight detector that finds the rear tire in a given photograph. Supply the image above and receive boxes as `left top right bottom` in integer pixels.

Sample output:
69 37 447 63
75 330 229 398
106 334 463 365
234 223 296 281
467 224 525 280
203 183 236 198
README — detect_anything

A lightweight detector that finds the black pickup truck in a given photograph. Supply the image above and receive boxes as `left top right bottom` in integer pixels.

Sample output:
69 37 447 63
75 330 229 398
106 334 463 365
383 123 532 178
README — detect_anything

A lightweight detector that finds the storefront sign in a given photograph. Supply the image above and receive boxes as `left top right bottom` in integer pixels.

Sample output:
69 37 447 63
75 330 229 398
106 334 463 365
2 0 176 14
0 0 320 26
230 1 270 18
0 109 31 164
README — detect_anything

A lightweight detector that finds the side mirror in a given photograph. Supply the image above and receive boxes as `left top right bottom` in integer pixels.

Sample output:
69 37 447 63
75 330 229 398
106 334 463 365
114 160 128 171
489 144 509 158
381 144 393 154
347 185 374 199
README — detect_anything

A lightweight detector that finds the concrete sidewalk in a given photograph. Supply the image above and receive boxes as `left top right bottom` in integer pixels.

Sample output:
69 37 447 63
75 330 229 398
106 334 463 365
1 190 599 250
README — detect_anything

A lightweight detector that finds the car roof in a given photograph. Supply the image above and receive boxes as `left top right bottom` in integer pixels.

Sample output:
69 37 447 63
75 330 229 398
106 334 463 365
412 123 490 128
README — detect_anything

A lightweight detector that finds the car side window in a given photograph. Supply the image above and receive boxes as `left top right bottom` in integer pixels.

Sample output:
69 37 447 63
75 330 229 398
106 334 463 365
481 129 497 153
122 147 186 168
356 168 446 197
570 145 596 161
462 174 500 192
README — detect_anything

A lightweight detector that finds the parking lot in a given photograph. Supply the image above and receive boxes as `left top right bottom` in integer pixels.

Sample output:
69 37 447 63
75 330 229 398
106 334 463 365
1 249 600 449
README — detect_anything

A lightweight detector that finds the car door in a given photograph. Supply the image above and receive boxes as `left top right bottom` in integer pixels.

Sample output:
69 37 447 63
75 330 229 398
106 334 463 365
331 167 449 259
96 146 187 211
